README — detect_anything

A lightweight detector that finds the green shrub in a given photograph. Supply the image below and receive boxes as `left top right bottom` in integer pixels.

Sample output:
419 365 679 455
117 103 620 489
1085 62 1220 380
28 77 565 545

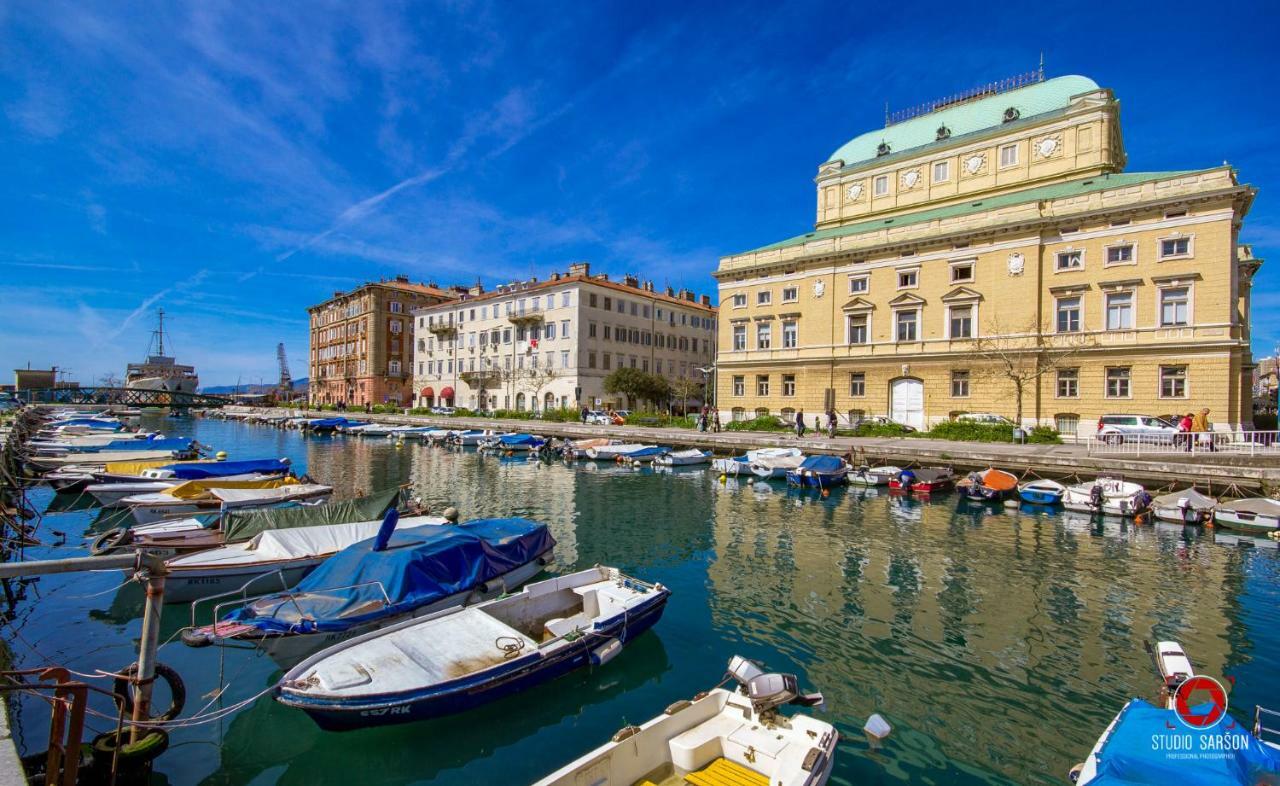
925 420 1015 442
541 407 580 423
1028 425 1063 444
852 422 913 438
368 404 401 414
724 415 788 432
623 413 696 428
408 407 433 415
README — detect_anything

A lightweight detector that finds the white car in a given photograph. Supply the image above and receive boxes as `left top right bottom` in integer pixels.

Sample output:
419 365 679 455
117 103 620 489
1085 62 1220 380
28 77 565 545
955 412 1014 425
1095 414 1179 444
430 406 456 416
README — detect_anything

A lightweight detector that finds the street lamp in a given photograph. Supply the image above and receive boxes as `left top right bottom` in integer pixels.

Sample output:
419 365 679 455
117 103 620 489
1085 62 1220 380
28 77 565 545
697 364 716 410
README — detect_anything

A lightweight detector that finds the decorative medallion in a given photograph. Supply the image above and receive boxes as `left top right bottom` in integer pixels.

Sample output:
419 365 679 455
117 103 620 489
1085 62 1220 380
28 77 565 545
846 182 864 201
963 153 986 175
813 280 826 298
1007 252 1025 276
1035 135 1062 158
900 169 921 189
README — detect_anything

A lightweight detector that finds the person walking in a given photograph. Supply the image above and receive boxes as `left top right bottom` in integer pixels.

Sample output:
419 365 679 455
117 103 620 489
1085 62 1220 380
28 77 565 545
1177 412 1194 452
826 409 837 439
1191 408 1216 452
711 407 721 433
581 406 589 424
795 408 806 438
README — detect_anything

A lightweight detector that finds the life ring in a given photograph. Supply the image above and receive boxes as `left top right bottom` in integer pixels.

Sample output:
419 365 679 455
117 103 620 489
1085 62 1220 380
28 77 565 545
112 662 186 722
90 527 132 556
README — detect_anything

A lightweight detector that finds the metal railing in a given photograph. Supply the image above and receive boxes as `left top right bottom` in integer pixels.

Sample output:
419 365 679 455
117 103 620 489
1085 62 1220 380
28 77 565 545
1085 430 1280 457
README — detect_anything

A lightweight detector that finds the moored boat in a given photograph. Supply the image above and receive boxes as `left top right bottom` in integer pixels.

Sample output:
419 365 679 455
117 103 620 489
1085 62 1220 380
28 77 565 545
957 468 1018 501
533 655 837 786
786 455 849 487
87 471 284 508
750 452 805 479
275 565 669 730
848 465 902 487
184 515 556 667
620 445 670 463
123 479 331 525
1213 498 1280 535
654 448 711 466
711 447 802 476
889 467 955 494
1151 488 1218 525
584 443 651 461
1018 478 1066 505
1062 478 1150 517
448 429 490 446
480 433 547 451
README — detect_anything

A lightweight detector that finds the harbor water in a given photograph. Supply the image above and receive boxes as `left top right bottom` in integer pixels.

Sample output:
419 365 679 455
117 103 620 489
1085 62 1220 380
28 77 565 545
7 414 1280 785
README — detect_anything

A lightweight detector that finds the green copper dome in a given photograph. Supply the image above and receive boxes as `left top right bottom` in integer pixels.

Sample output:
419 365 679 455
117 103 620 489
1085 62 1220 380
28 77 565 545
826 75 1100 169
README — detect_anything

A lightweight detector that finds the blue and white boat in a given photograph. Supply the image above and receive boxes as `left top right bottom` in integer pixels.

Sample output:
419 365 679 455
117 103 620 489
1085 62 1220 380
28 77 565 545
654 449 711 466
449 429 490 446
276 565 669 730
711 447 801 476
786 455 849 487
619 445 670 463
186 514 555 667
305 417 368 434
1018 478 1066 505
72 437 195 454
482 433 547 451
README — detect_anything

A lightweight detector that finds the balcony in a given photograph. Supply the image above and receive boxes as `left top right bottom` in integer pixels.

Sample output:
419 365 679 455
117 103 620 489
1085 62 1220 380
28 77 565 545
460 368 502 385
508 306 545 325
427 322 458 338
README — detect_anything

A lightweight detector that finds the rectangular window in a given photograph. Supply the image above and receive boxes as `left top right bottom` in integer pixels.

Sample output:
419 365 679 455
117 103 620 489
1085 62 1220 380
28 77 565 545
1106 292 1133 330
999 143 1018 167
561 292 570 307
589 293 598 308
561 350 570 367
1106 244 1135 265
847 314 868 344
1160 287 1190 327
1160 365 1187 398
1160 237 1191 259
756 322 772 349
848 275 868 294
616 299 624 313
1056 297 1081 333
782 374 796 397
781 286 799 303
1056 250 1083 271
502 328 511 343
782 320 798 348
588 351 596 369
630 302 638 316
389 301 403 313
732 325 746 350
602 353 611 370
849 372 865 397
757 290 772 305
1106 367 1131 398
731 293 747 308
545 322 556 339
732 375 745 396
897 270 918 289
561 320 570 338
873 175 888 196
603 325 611 340
951 370 969 398
588 322 597 338
950 261 974 283
933 160 949 182
895 310 918 342
389 319 402 334
756 375 769 396
949 305 973 338
1057 368 1078 398
388 360 401 374
603 296 612 311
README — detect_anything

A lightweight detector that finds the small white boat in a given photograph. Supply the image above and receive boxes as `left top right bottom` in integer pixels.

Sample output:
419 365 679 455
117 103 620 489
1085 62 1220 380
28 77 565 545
1062 478 1149 517
711 447 801 476
654 449 711 466
159 513 448 604
533 656 838 786
1214 498 1280 535
87 471 281 508
584 443 651 461
1018 478 1067 505
345 424 397 437
848 465 902 487
1153 640 1194 702
125 482 332 524
1151 488 1218 525
449 430 491 446
750 452 805 479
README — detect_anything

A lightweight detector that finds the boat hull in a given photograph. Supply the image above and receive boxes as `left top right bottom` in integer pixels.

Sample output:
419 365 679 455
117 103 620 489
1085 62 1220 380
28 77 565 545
162 561 319 604
786 470 848 487
1213 510 1279 534
280 591 669 731
1019 489 1063 505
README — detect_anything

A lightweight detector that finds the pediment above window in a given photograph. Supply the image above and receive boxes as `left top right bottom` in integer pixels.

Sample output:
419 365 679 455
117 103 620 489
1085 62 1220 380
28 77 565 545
841 297 876 312
887 292 927 307
940 286 983 303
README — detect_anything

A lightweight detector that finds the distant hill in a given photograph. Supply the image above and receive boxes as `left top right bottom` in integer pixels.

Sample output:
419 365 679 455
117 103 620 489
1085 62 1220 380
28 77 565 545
201 378 308 395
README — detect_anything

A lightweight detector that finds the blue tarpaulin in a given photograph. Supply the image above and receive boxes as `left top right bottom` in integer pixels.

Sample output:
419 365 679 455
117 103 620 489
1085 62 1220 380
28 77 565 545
225 518 555 634
158 458 290 479
797 455 845 473
1084 699 1280 785
53 418 120 430
497 434 545 447
621 446 669 458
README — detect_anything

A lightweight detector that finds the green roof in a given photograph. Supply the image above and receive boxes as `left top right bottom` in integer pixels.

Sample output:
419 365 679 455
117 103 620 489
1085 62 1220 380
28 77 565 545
732 171 1200 258
827 75 1100 169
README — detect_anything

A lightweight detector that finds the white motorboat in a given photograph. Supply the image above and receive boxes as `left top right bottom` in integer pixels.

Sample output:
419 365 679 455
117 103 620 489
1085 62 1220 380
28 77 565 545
654 449 711 466
449 430 491 446
1214 498 1280 535
584 443 651 461
848 465 902 487
533 656 838 786
750 452 806 479
1151 488 1218 525
711 447 801 476
27 448 195 471
87 471 281 508
344 424 397 436
125 482 332 524
160 513 448 604
1062 478 1149 517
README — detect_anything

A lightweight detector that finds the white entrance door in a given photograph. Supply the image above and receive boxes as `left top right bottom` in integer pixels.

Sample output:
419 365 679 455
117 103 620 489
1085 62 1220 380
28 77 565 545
890 378 925 430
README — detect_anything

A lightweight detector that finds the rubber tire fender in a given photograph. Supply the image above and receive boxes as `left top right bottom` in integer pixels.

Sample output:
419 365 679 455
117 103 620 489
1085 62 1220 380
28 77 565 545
112 662 186 722
90 527 131 556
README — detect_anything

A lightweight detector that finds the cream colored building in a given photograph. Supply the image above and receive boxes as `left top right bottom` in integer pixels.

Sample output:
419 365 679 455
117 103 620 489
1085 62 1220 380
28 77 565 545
715 73 1260 435
412 263 716 412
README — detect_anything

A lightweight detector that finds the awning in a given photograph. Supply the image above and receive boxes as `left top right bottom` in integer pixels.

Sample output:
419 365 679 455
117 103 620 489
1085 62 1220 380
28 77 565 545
440 386 455 399
420 387 434 397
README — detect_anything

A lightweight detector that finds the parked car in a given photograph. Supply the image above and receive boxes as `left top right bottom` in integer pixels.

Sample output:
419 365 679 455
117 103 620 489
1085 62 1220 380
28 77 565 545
852 414 917 433
430 406 456 416
585 410 610 425
955 412 1015 425
1095 414 1179 444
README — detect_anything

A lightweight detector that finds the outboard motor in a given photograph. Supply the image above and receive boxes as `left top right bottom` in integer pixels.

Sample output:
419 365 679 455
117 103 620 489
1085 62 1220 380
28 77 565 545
726 656 825 716
1089 483 1105 510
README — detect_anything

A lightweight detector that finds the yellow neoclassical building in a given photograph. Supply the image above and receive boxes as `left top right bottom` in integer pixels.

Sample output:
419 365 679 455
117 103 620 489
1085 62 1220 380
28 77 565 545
715 73 1260 435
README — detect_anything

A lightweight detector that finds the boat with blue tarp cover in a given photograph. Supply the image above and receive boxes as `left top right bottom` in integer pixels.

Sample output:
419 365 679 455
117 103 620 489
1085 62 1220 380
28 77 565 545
152 457 291 480
1019 478 1066 505
1072 698 1280 784
306 418 368 433
74 437 195 453
482 433 547 451
786 455 849 487
276 565 669 730
619 445 670 463
185 514 556 666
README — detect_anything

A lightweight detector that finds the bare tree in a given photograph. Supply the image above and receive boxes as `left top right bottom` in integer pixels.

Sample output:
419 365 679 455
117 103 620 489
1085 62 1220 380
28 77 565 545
669 376 703 415
972 317 1098 426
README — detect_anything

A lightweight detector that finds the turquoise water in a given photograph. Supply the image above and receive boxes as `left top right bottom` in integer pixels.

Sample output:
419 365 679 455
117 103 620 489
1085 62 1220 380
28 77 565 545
7 414 1280 785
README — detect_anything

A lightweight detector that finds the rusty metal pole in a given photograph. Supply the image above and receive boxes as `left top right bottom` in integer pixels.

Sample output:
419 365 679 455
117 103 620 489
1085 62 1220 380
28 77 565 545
130 567 165 743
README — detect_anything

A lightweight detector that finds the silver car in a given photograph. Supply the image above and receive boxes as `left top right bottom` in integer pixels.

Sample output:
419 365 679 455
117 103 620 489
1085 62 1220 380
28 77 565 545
1095 414 1179 445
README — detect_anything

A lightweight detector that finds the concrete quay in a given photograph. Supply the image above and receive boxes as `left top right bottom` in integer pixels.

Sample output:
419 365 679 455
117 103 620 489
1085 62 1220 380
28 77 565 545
224 407 1280 493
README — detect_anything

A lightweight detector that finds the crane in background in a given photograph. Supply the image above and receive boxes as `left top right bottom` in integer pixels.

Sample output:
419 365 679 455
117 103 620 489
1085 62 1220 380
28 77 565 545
277 343 293 399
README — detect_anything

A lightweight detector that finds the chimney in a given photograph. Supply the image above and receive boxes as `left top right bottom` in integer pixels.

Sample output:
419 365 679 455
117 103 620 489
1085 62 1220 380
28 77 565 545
568 261 590 277
468 282 485 296
664 286 675 297
395 274 410 283
623 274 639 288
700 294 711 306
550 272 561 281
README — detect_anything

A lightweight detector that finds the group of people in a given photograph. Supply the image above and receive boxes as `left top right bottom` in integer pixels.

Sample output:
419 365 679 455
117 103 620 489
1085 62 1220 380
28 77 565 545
1175 407 1217 452
696 406 720 432
792 409 840 439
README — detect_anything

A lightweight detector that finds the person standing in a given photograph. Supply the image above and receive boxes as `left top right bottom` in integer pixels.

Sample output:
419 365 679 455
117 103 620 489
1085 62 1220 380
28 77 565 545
826 409 837 438
1191 408 1215 452
1178 412 1194 452
795 408 806 438
581 406 589 424
712 407 721 433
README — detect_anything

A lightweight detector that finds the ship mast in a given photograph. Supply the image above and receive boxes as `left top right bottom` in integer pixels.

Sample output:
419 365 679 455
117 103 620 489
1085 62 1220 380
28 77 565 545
155 308 165 356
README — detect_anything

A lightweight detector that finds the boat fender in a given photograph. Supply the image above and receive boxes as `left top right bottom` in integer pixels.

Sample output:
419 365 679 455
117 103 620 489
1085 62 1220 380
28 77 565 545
179 628 215 648
611 725 640 743
112 662 186 722
664 699 692 715
90 527 132 556
590 638 622 667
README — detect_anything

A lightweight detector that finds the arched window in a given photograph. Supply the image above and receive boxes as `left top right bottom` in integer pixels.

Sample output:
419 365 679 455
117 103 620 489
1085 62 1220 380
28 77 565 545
754 407 770 419
847 408 865 426
731 407 746 422
515 392 526 411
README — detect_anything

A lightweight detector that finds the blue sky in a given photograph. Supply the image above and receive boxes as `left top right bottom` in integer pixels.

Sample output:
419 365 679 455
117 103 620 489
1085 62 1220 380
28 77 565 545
2 1 1277 387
